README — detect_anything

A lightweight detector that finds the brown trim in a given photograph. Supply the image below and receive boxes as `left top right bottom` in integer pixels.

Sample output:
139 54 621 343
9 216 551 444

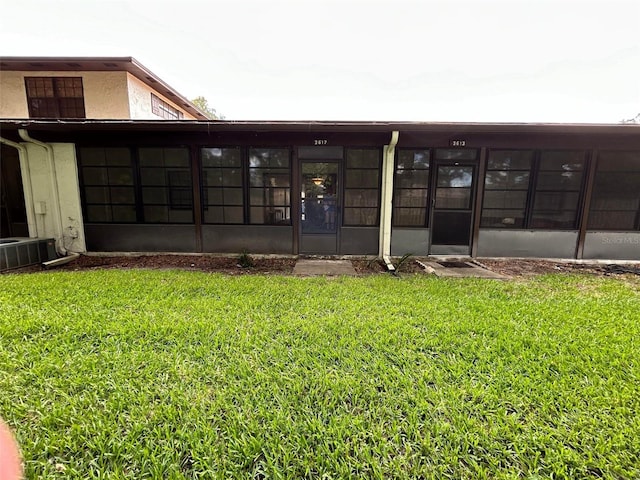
471 147 487 257
575 150 598 259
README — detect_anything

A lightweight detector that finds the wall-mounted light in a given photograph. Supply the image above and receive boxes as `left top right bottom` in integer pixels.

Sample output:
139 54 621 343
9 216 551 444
311 176 324 186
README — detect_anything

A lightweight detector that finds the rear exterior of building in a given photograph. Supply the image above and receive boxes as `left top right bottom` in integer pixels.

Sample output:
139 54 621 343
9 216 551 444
0 120 638 262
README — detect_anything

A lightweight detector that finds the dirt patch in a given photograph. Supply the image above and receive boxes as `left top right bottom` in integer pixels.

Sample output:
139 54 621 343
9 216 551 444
476 259 640 278
3 254 639 278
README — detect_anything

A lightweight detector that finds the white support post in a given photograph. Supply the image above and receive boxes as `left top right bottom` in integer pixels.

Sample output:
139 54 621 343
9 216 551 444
379 131 399 265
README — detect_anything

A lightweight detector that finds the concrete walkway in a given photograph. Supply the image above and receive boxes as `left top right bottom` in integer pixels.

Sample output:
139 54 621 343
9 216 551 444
293 259 357 276
418 259 508 279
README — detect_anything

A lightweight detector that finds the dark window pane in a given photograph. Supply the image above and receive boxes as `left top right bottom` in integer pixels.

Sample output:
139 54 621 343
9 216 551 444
84 186 109 203
111 206 137 223
80 148 106 166
106 148 132 166
249 148 289 168
167 169 191 187
533 192 580 211
488 150 533 170
249 169 290 187
481 210 525 228
536 171 583 191
539 151 585 171
393 208 427 227
249 207 290 225
397 149 430 169
344 208 378 226
140 168 166 185
201 148 242 167
142 187 167 204
530 211 578 229
164 148 189 167
395 189 428 207
484 171 530 189
82 167 108 185
588 211 637 230
168 210 193 223
108 167 134 186
110 187 135 204
597 151 640 171
250 188 290 206
435 149 477 161
346 149 380 168
435 188 471 209
396 169 430 188
87 205 112 223
346 170 379 188
221 188 243 205
139 148 165 167
483 191 528 209
144 206 168 223
345 189 378 207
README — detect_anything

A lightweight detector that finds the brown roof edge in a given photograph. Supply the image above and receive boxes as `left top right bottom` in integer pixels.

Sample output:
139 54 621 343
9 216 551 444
0 56 210 120
1 119 639 135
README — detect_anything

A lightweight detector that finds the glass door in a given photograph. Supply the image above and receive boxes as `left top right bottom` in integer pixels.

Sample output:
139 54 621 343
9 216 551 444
300 161 340 254
430 163 476 255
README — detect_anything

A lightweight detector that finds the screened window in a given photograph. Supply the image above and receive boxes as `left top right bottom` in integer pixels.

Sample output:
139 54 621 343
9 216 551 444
79 148 137 223
481 150 587 229
25 77 86 118
139 148 193 223
248 148 291 225
588 151 640 231
201 147 244 224
393 149 430 227
530 151 585 229
151 93 184 120
481 150 533 228
344 148 381 226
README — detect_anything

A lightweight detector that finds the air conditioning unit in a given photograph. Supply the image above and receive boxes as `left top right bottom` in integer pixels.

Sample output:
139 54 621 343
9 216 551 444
0 238 57 272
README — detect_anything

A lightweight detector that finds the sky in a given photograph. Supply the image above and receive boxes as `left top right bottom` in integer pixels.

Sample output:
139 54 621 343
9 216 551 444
1 0 638 123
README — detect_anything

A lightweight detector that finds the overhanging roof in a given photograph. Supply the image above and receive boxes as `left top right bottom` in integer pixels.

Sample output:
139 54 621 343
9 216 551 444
0 118 638 135
0 56 209 120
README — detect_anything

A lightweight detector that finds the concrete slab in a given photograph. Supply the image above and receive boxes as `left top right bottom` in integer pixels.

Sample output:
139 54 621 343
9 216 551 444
293 259 357 276
418 258 508 279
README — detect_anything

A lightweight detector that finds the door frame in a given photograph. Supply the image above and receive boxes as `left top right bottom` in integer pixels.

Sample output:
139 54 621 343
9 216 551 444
298 158 343 255
428 156 479 255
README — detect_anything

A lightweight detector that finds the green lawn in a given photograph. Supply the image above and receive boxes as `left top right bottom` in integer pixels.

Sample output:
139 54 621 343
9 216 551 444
0 271 639 479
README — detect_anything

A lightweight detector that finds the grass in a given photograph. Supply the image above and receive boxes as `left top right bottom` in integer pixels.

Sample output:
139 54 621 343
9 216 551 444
0 271 639 479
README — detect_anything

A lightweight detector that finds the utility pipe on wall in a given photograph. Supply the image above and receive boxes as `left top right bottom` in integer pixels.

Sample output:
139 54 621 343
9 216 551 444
379 130 399 269
17 129 66 255
0 137 38 238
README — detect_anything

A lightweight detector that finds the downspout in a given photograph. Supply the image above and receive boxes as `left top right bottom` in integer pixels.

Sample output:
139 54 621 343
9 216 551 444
379 130 399 271
0 137 38 238
18 129 66 255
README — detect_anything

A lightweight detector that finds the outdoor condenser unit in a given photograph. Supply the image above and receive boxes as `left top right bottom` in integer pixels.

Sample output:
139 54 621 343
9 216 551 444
0 238 57 272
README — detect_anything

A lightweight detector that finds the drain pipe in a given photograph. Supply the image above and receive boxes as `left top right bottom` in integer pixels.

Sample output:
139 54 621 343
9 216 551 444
379 130 399 271
17 129 66 255
0 136 38 238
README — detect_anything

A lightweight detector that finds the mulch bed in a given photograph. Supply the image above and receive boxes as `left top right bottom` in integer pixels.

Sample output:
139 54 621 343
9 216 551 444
3 254 639 278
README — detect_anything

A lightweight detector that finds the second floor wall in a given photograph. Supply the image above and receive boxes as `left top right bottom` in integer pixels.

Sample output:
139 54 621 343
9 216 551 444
0 70 197 120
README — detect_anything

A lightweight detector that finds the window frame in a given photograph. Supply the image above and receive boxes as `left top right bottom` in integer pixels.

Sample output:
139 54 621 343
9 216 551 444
151 93 184 120
25 76 86 119
392 148 431 228
343 147 382 227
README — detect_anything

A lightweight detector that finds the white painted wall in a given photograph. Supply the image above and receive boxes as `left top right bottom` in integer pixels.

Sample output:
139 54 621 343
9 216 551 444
23 142 86 253
126 73 197 119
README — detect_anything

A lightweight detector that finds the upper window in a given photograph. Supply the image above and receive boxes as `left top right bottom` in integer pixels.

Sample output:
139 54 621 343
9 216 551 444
393 149 430 227
201 148 244 224
25 77 86 118
588 151 640 231
248 148 291 225
151 93 184 120
481 150 586 229
344 148 381 226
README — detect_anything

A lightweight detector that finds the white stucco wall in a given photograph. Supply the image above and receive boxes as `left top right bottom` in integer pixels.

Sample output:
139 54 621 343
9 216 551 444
126 73 197 119
23 142 86 253
0 71 131 119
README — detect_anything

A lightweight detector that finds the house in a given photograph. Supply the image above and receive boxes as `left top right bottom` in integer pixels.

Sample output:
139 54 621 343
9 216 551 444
1 119 639 269
0 56 207 120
